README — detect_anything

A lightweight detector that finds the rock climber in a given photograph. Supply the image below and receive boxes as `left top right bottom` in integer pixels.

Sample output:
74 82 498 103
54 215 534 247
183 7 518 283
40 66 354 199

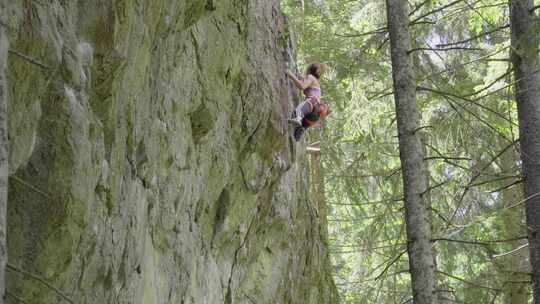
286 63 330 141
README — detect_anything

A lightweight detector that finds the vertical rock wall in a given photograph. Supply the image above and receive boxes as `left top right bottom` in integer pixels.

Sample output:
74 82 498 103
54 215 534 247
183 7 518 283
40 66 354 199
0 7 8 301
2 1 337 303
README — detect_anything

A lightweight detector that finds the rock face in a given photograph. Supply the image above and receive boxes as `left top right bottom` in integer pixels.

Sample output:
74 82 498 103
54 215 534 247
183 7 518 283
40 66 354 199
2 1 337 303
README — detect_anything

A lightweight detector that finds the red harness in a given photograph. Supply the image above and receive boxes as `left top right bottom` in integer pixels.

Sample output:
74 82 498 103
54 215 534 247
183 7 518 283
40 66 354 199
304 96 328 126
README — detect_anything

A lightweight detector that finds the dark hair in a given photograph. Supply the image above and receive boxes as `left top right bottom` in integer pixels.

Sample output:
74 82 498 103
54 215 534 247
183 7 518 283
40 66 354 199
306 63 326 79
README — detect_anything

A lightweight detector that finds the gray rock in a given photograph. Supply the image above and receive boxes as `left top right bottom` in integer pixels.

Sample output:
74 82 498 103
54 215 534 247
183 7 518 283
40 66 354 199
4 1 338 303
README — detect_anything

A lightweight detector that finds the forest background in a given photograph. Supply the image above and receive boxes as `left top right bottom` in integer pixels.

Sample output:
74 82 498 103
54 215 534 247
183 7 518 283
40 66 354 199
282 0 540 303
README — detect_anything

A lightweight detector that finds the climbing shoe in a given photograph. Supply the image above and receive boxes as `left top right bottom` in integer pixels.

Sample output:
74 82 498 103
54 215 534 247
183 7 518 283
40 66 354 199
288 117 303 127
293 127 305 141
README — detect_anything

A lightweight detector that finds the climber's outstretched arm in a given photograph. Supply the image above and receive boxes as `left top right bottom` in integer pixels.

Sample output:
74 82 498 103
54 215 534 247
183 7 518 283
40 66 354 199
286 70 313 90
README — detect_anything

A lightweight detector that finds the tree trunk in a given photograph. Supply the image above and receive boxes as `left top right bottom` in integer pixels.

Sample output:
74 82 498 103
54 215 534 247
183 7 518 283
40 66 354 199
0 22 8 303
509 0 540 301
308 131 328 244
497 143 529 304
385 0 437 303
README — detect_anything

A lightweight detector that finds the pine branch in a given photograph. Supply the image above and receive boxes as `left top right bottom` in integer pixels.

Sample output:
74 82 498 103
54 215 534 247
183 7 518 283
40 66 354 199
418 46 509 82
430 67 540 129
436 270 501 291
436 24 510 48
444 90 514 144
438 296 464 304
399 298 413 304
425 156 471 161
426 144 471 172
426 1 504 24
375 250 407 281
328 211 401 222
410 0 466 23
433 236 527 246
433 207 464 228
492 243 529 258
422 180 450 194
460 70 511 98
338 0 505 40
333 244 406 254
468 175 520 188
410 20 437 26
445 141 517 228
484 58 510 62
335 27 387 38
507 191 540 209
408 46 483 53
488 179 523 193
417 86 515 126
464 0 495 27
440 190 540 233
409 0 430 16
377 36 390 51
327 197 403 206
367 90 394 100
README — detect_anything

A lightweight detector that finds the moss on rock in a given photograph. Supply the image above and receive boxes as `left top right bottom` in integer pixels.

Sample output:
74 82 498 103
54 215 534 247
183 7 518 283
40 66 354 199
4 0 338 303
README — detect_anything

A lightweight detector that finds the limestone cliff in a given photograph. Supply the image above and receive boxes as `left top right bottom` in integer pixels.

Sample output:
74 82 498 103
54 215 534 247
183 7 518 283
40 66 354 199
1 1 337 303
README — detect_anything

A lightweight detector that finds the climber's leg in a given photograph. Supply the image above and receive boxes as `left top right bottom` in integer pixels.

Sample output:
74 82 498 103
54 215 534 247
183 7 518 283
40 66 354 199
288 100 313 126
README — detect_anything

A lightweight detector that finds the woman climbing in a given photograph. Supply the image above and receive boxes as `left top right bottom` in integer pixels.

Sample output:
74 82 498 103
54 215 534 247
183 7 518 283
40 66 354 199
286 63 330 141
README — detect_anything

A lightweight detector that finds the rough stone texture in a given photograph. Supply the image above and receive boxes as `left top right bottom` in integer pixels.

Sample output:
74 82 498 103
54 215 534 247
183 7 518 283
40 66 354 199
0 7 8 302
3 1 337 303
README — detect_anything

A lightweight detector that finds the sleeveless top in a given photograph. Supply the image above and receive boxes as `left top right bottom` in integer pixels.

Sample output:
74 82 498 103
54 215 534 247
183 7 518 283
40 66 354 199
303 87 321 99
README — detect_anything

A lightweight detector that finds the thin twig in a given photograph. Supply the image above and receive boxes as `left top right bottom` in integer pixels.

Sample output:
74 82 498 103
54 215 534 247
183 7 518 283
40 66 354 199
11 176 51 199
410 20 437 26
423 180 450 193
8 49 49 70
375 250 407 280
436 270 501 291
464 0 495 27
460 70 511 98
335 27 386 38
507 191 540 209
439 2 506 22
417 86 516 126
367 90 394 101
418 46 510 82
488 179 522 193
468 175 520 188
445 141 517 227
410 0 466 24
433 236 527 246
5 291 30 304
6 264 74 304
409 0 429 16
492 243 529 258
425 156 471 161
409 46 483 53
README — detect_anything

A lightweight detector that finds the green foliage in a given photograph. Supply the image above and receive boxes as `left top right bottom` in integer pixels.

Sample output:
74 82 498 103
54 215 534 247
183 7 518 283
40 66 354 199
283 0 531 302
